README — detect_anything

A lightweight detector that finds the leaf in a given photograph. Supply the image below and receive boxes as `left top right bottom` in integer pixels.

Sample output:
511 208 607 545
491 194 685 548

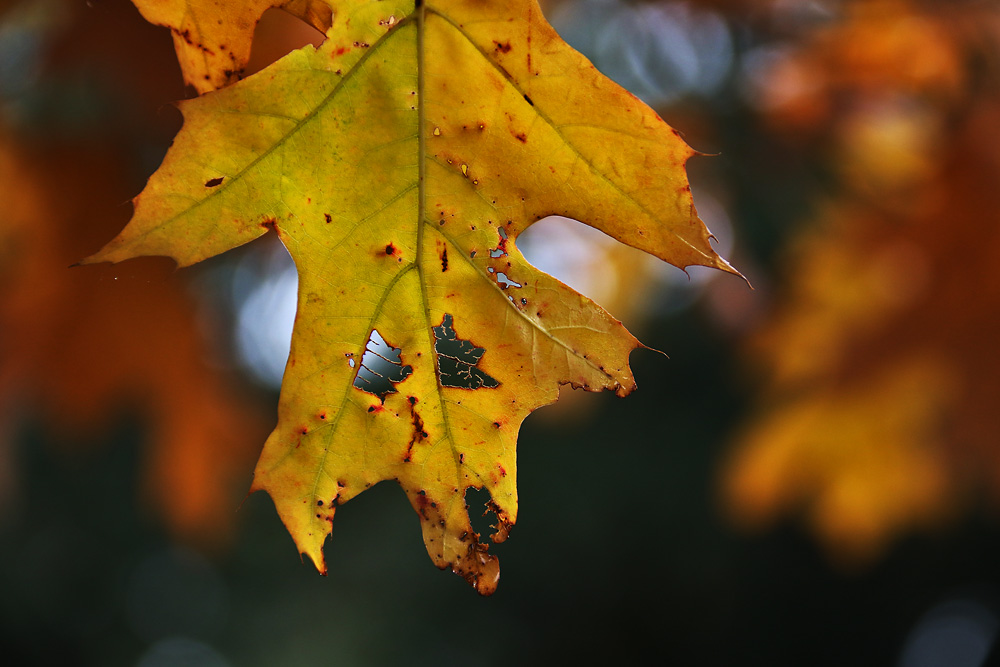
131 0 335 93
89 0 738 593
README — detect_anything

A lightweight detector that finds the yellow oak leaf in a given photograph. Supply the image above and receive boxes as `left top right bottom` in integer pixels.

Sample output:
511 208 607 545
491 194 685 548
89 0 738 593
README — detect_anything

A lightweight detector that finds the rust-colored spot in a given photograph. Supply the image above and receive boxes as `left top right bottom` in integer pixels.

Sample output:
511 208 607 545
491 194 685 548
513 132 527 143
487 500 513 544
493 40 512 53
204 177 223 187
440 246 449 272
261 217 277 231
324 213 332 223
404 401 428 462
385 244 395 255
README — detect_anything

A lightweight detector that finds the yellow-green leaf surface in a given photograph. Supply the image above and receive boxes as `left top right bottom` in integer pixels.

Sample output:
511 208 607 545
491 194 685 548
89 0 739 594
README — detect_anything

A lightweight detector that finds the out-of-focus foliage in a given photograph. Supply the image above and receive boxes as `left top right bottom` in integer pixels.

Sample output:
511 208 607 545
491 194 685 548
0 0 267 546
721 0 1000 564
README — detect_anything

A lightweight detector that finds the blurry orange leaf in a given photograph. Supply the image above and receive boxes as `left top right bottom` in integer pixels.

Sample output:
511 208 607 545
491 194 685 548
0 130 264 547
89 0 739 593
721 0 1000 564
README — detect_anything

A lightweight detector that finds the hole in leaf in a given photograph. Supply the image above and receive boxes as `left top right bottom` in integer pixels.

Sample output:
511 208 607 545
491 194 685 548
489 226 509 258
465 486 495 543
352 330 412 400
496 272 521 288
432 314 499 389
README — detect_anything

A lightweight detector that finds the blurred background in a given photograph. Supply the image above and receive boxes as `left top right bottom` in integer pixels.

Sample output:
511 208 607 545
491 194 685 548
3 0 1000 664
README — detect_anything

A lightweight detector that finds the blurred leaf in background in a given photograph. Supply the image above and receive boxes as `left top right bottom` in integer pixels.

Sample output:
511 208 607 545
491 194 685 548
720 0 1000 565
0 0 268 547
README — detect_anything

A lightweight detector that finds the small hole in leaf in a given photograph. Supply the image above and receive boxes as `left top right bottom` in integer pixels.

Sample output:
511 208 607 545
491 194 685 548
489 226 509 258
432 314 499 389
496 272 521 288
353 329 412 399
465 486 495 544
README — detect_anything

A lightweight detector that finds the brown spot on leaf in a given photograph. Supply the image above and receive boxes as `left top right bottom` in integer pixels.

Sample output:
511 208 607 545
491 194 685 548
204 177 223 187
404 401 428 463
487 500 513 543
